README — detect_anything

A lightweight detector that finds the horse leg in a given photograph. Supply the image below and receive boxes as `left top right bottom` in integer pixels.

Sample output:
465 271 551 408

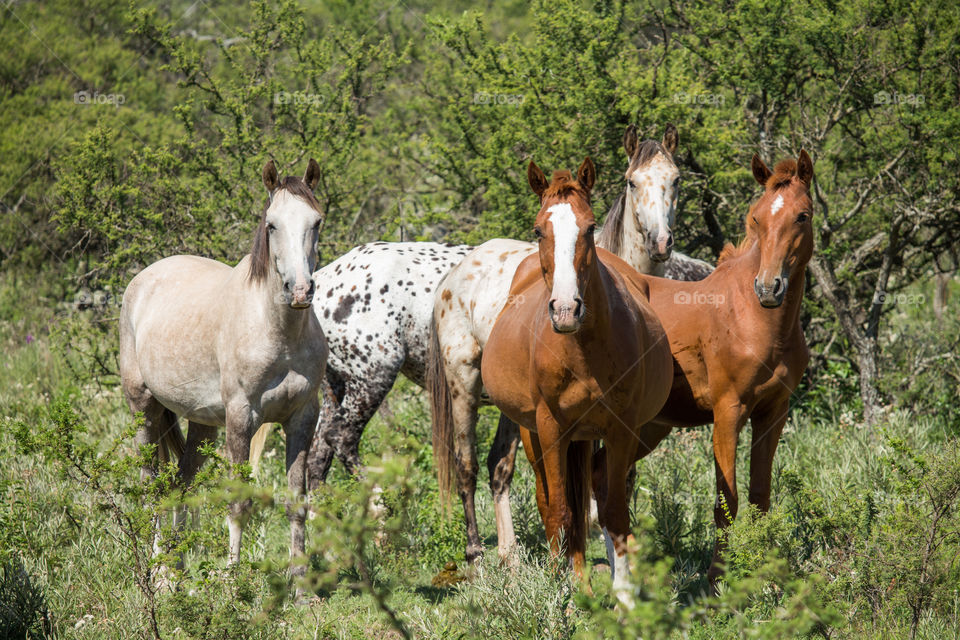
224 405 256 565
532 408 583 575
170 421 218 569
331 370 397 476
748 400 789 512
127 395 178 586
519 425 549 522
307 376 344 488
708 400 748 588
487 413 521 563
600 437 641 608
283 396 319 588
441 359 485 564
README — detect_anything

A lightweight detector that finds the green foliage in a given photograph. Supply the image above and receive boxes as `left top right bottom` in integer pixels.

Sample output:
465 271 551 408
159 562 284 640
1 0 959 637
0 558 53 640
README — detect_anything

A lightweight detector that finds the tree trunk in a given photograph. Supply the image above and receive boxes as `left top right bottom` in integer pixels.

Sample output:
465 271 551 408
933 272 950 319
809 257 885 426
854 334 883 425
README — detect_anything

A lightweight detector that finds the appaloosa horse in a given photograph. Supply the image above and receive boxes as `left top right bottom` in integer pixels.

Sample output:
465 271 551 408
119 160 328 585
428 124 710 563
479 159 673 605
269 241 472 487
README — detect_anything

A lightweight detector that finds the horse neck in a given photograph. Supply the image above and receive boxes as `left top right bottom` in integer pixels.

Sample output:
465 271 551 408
611 191 665 277
251 267 314 341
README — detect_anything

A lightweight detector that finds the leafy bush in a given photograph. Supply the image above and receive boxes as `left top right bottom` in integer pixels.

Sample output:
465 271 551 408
0 558 53 640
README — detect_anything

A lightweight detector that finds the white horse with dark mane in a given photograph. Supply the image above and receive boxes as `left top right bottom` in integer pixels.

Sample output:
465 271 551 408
119 160 328 587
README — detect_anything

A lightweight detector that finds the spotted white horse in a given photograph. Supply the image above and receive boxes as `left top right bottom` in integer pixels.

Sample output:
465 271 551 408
427 124 713 563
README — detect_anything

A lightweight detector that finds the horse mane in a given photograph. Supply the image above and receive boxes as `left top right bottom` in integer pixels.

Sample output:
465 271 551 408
249 176 322 282
632 139 665 168
766 158 798 191
597 192 626 255
717 157 802 265
542 170 588 200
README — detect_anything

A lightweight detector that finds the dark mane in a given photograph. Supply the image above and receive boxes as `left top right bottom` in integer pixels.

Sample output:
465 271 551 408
632 139 665 169
249 176 322 282
597 192 626 255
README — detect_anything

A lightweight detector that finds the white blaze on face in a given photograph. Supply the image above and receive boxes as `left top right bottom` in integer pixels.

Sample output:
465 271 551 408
770 194 784 216
547 203 580 305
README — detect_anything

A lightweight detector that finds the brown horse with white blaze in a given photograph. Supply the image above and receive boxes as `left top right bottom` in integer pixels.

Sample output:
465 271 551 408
480 158 673 602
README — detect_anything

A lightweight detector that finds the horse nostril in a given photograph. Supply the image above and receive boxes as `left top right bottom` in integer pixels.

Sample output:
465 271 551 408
666 234 674 248
773 278 783 296
574 298 583 317
548 299 556 314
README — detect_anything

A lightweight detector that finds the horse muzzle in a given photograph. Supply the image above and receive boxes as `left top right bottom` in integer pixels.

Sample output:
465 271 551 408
285 279 315 308
647 232 674 263
548 297 584 333
754 274 787 308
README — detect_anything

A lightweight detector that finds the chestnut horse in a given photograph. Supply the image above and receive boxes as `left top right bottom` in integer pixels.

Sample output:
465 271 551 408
493 150 815 585
480 158 673 603
429 124 712 565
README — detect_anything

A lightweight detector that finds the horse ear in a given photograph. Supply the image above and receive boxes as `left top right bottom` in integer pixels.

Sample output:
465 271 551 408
528 161 549 197
661 123 678 156
623 124 639 159
797 149 814 186
262 160 279 193
303 158 321 192
577 157 596 193
751 154 772 186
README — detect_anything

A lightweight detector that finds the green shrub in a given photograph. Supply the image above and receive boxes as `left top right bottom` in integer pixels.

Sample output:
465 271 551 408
0 558 53 640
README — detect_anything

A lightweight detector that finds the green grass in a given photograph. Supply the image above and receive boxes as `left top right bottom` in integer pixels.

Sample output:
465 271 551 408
1 278 959 639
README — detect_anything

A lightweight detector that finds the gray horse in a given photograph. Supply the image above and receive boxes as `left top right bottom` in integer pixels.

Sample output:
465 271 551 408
119 160 328 586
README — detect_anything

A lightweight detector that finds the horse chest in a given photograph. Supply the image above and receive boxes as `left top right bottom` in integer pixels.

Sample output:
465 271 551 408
259 367 316 420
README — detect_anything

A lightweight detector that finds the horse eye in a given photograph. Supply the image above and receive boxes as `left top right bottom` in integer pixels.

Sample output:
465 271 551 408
586 224 597 235
752 215 759 226
796 212 810 224
266 223 276 233
533 226 543 239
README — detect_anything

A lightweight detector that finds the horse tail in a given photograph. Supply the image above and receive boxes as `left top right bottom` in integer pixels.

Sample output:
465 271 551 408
249 424 271 476
427 310 455 508
159 408 185 462
566 440 593 552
